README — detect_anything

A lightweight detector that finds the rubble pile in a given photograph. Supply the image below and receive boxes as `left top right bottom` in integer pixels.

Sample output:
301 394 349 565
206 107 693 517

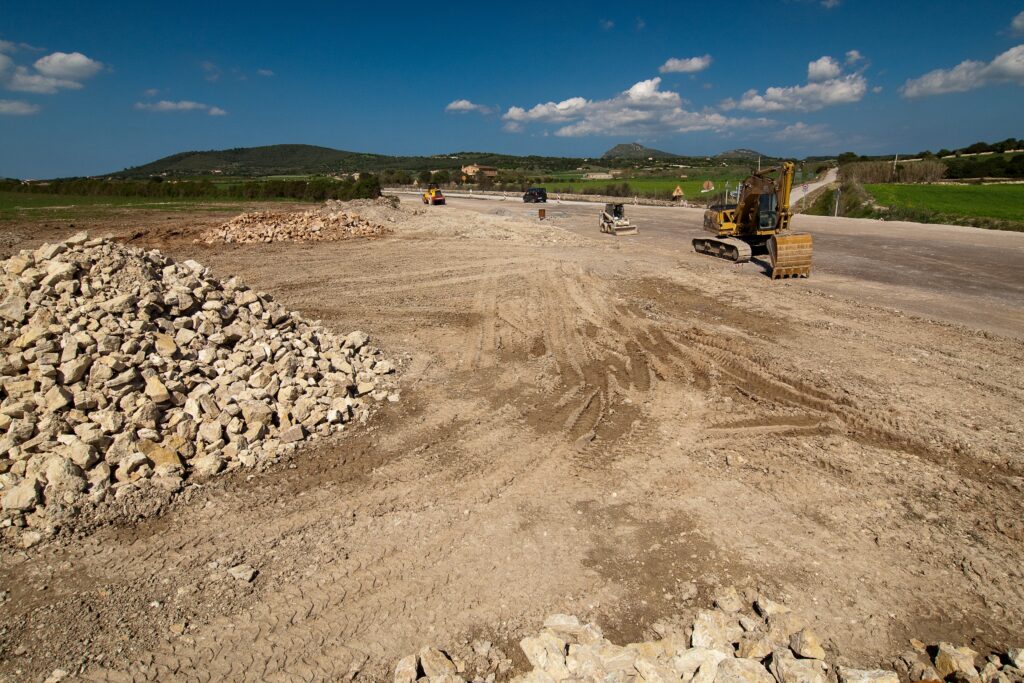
201 205 391 244
0 233 395 542
395 590 1024 683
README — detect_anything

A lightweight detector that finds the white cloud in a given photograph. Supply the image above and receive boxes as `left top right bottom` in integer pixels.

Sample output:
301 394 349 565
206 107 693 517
845 49 863 64
0 40 44 53
807 56 841 81
200 61 221 82
34 51 103 80
635 17 646 31
901 44 1024 97
600 19 614 30
7 65 83 93
822 0 840 7
624 77 682 105
135 100 207 112
772 121 834 144
143 87 160 97
723 54 867 111
257 68 274 77
504 96 589 124
659 55 712 74
0 99 40 115
445 99 494 114
1012 11 1024 35
1 48 103 94
503 76 772 137
134 100 226 116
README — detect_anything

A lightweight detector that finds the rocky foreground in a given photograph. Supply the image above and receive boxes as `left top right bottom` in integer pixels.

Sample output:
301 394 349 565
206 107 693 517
0 233 395 545
397 590 1024 683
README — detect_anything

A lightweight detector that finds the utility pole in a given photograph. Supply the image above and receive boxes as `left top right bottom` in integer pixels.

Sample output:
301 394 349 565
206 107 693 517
892 153 899 182
834 187 842 217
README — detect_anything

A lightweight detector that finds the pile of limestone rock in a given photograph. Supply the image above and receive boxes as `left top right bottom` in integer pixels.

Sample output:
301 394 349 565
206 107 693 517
200 205 391 244
0 233 394 542
395 589 1024 683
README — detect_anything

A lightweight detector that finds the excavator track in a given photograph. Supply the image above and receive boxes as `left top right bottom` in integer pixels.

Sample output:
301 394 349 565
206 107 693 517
768 233 813 279
692 237 753 263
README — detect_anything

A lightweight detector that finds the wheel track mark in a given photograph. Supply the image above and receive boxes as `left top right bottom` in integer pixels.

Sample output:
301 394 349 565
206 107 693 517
478 271 499 369
562 388 600 433
460 272 488 370
665 327 986 479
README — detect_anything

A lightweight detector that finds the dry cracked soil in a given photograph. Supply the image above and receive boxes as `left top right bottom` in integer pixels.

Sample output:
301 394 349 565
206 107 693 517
1 199 1022 682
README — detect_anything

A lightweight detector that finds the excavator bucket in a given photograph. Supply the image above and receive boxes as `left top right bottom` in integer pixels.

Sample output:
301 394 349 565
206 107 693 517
768 233 813 279
612 223 638 236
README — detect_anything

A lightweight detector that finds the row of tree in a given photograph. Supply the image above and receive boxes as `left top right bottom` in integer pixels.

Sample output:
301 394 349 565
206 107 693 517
925 138 1022 158
0 176 382 202
944 153 1024 179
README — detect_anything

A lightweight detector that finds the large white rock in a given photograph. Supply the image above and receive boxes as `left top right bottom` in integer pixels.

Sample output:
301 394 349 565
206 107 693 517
1 479 40 512
771 649 828 683
838 667 899 683
716 657 776 683
691 609 742 651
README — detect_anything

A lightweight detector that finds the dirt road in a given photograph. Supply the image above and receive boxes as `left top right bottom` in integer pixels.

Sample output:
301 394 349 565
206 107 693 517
401 193 1024 337
1 200 1022 682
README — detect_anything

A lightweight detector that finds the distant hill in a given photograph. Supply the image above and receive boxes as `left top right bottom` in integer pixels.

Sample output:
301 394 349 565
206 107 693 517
602 143 679 160
112 144 588 178
716 148 765 160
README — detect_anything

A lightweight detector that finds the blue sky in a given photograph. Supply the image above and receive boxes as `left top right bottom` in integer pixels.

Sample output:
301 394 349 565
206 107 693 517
1 0 1023 178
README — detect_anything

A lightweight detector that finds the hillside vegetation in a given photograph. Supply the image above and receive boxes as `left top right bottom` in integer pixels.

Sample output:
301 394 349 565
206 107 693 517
0 174 382 206
114 144 589 179
601 143 679 159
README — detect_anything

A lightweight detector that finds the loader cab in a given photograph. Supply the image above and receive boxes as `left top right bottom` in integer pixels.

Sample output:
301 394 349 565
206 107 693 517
605 203 625 219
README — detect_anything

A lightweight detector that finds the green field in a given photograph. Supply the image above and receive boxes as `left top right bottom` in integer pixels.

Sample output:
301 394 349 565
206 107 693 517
539 176 745 200
864 183 1024 222
0 192 245 221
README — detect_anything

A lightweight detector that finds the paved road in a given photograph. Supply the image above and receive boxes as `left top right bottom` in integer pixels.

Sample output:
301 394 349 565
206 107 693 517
396 191 1024 337
790 167 838 203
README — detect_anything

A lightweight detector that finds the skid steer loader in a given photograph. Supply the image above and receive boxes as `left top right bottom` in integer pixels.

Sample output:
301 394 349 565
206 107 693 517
599 203 638 236
693 162 813 278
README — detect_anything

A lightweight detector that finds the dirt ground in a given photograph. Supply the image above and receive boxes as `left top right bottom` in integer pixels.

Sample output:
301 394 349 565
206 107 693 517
1 199 1022 682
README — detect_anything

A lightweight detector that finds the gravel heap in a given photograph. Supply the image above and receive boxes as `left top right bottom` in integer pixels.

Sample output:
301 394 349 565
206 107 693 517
0 233 394 542
200 204 391 244
395 590 1024 683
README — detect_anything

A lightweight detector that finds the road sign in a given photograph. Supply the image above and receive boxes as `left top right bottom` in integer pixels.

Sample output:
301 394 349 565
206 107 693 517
672 185 684 198
700 180 714 193
803 184 808 192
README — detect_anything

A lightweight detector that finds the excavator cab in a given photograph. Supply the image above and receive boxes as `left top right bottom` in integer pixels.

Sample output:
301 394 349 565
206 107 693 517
758 193 778 230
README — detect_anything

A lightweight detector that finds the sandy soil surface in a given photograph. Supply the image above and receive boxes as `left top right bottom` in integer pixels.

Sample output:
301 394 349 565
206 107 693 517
1 199 1022 682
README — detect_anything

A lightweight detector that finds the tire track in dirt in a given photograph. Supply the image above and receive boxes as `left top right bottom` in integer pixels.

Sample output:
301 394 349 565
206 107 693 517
81 405 564 683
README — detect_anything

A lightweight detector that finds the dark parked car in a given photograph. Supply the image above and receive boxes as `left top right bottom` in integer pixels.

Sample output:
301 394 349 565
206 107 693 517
523 188 547 203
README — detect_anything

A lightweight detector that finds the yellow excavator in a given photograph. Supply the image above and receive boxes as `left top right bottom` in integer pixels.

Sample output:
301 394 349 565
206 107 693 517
694 161 813 278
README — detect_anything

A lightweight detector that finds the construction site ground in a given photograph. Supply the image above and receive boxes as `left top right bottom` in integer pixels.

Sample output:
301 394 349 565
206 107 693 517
1 196 1023 682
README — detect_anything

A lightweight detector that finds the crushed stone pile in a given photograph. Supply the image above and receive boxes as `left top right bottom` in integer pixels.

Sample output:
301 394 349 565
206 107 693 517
395 589 1024 683
0 232 395 544
201 203 392 244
